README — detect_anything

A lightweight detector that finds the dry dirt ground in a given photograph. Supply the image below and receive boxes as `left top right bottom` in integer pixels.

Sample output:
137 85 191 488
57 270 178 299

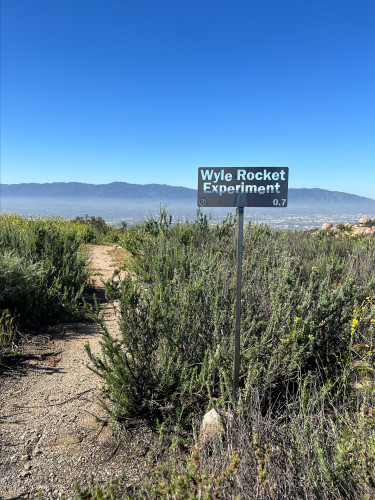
0 245 150 500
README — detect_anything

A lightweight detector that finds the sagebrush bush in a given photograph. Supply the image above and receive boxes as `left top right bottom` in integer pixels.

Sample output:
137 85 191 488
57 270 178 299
84 210 375 499
0 214 90 324
88 212 375 421
0 251 45 308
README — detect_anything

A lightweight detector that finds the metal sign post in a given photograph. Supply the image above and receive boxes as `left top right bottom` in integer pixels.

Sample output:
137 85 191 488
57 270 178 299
233 206 244 396
197 167 289 400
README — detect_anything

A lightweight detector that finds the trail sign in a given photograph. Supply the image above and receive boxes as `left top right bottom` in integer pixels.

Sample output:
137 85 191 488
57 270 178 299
198 167 289 208
197 166 289 399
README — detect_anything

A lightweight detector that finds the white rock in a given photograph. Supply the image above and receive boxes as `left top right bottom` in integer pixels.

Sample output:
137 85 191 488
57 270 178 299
359 216 368 225
322 222 333 230
199 409 233 444
200 409 221 443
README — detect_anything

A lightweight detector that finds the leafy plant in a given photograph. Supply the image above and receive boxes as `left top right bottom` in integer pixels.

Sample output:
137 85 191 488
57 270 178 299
0 214 90 325
81 209 375 498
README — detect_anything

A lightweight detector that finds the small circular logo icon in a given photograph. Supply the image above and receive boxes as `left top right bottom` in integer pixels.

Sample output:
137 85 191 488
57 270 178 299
199 198 207 207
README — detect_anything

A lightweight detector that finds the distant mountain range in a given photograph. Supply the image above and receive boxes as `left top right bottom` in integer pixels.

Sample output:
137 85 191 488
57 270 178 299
287 188 375 208
1 182 375 209
0 182 196 201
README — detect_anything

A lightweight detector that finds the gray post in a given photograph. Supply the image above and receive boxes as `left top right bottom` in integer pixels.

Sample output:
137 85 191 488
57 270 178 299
233 206 244 397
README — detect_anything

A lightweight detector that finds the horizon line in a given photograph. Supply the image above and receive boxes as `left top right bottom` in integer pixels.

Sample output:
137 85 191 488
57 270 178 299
1 181 375 201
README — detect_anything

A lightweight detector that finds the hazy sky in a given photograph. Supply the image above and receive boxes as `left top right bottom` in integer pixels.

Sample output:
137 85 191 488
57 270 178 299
1 0 374 198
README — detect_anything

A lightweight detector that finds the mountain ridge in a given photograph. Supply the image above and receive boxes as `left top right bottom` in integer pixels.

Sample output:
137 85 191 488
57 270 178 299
0 181 196 200
1 182 374 207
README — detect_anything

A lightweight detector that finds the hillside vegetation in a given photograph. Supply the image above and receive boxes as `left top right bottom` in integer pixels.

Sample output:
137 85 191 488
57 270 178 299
0 215 90 354
81 210 375 499
1 211 374 498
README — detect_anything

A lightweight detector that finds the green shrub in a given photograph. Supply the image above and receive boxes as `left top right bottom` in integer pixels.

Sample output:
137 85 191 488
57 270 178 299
0 251 45 313
72 215 110 243
81 210 375 498
86 213 237 426
0 308 18 348
88 212 375 429
74 447 240 500
0 214 90 324
74 473 126 499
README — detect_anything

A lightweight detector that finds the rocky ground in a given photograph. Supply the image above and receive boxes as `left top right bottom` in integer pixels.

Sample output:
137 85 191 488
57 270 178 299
0 245 151 500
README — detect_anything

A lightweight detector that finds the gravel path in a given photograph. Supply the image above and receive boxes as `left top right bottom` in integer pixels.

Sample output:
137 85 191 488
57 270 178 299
0 245 146 500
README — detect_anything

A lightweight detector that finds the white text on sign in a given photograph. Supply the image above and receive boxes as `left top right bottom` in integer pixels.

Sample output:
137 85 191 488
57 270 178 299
197 167 289 208
200 168 287 195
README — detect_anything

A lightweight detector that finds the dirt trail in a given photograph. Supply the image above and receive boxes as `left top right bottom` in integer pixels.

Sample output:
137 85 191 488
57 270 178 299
0 245 144 500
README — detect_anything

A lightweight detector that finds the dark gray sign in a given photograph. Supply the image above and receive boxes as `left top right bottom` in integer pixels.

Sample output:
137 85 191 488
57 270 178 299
198 167 289 207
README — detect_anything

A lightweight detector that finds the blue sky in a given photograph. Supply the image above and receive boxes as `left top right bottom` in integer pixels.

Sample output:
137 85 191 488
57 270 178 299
1 0 374 198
